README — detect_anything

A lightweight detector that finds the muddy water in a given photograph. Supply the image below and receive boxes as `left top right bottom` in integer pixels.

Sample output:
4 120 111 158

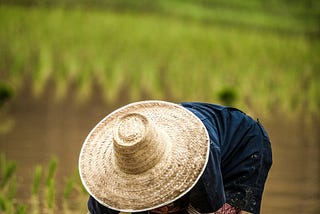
0 84 319 213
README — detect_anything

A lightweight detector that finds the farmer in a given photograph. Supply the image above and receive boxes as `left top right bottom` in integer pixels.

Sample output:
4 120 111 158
79 100 272 214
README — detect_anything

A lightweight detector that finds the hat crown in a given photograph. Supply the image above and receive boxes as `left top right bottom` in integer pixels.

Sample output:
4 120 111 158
113 113 168 174
79 100 210 211
117 113 147 145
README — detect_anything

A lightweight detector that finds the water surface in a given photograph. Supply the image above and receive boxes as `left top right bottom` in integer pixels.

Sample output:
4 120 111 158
0 84 319 213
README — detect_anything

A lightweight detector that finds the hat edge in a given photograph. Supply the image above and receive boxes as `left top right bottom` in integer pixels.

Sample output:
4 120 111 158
78 100 210 212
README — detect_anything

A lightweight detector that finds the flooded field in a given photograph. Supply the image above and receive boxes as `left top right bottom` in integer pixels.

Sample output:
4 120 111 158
1 1 319 213
0 84 319 213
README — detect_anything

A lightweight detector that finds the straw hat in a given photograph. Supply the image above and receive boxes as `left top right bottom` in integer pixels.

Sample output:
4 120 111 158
79 100 210 212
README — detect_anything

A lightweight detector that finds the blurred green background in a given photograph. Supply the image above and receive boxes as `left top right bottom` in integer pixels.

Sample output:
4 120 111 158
0 0 319 213
1 0 319 115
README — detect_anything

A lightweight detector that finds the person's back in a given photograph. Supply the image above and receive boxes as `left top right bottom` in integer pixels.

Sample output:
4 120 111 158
79 101 272 214
181 102 272 213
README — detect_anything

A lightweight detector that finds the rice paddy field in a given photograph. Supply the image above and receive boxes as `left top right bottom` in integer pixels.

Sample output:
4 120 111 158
0 0 319 213
1 0 319 117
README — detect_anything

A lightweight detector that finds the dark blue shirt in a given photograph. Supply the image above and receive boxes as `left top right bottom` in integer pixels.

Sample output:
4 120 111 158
88 102 272 214
181 102 272 213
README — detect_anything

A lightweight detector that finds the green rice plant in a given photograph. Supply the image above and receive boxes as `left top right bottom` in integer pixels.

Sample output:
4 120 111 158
0 153 17 188
62 169 90 213
63 177 74 200
0 154 28 214
32 165 43 195
0 154 90 213
46 178 55 209
43 157 58 211
7 177 17 201
63 169 87 200
15 205 28 214
45 157 57 187
0 195 6 211
34 45 53 97
0 3 319 117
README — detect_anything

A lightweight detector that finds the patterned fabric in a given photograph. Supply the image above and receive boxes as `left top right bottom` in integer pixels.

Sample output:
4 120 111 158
214 204 242 214
187 203 241 214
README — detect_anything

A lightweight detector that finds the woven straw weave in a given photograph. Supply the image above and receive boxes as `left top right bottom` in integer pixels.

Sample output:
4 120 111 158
79 100 210 212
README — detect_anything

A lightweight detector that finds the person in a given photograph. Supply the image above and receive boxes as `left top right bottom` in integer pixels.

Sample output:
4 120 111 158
78 100 272 214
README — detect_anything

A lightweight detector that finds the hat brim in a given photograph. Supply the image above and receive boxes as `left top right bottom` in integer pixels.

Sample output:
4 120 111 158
79 100 210 212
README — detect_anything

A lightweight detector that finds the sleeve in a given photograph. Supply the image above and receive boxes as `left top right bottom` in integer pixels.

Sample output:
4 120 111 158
188 139 226 213
180 104 226 212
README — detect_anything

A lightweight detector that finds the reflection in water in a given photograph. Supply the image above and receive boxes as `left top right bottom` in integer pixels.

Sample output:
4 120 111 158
0 85 319 213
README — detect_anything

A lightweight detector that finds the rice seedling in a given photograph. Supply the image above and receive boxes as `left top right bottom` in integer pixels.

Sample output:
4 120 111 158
31 165 42 195
45 157 57 187
0 153 17 188
63 178 74 200
0 154 90 213
46 178 55 210
1 3 319 117
0 154 27 214
0 3 319 212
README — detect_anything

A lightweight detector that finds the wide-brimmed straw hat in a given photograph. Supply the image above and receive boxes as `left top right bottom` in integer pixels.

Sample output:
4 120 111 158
79 100 210 212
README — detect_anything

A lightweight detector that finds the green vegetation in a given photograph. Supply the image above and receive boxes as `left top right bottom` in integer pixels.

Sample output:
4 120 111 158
0 154 26 213
217 87 237 106
0 1 319 117
0 82 14 135
31 166 42 195
0 154 87 213
0 82 14 107
0 2 319 211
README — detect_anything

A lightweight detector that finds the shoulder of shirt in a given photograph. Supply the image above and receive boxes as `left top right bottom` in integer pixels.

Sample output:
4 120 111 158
180 102 244 113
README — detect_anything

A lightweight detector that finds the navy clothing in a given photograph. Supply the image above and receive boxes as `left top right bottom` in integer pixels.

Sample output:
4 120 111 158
88 102 272 214
88 196 118 214
182 102 272 213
